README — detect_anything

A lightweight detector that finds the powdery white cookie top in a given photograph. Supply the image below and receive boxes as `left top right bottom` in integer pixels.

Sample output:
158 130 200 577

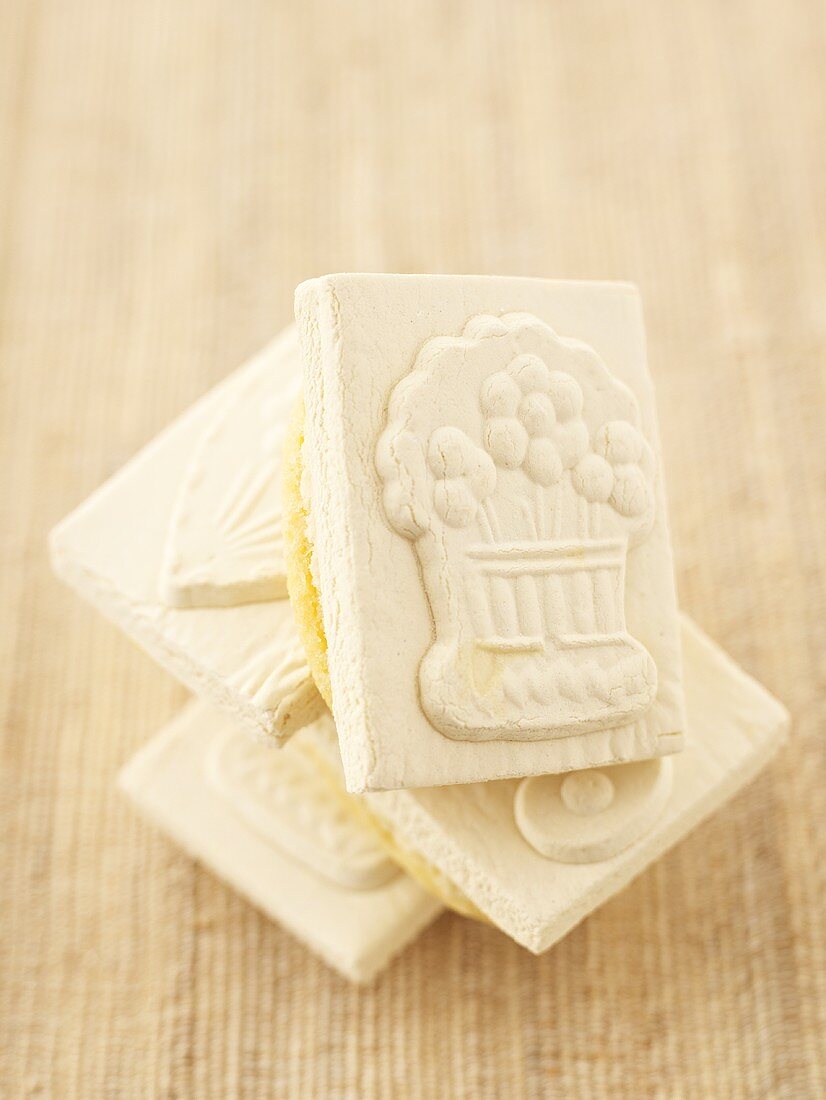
297 275 686 792
49 327 321 744
161 343 299 608
119 700 442 983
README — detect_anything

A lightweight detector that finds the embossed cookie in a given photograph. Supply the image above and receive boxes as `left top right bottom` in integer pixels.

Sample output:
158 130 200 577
120 701 442 982
296 274 686 792
50 327 322 743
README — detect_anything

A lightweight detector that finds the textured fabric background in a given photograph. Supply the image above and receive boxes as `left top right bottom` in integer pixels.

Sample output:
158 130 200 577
1 1 824 1096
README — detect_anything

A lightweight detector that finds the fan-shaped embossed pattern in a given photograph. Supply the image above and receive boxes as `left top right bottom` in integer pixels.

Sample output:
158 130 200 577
161 346 298 608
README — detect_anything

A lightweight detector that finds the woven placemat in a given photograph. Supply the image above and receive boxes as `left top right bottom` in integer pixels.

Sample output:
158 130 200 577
1 1 823 1095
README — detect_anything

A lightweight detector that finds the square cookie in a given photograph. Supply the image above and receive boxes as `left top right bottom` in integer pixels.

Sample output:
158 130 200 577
50 327 320 743
297 275 685 791
120 700 442 983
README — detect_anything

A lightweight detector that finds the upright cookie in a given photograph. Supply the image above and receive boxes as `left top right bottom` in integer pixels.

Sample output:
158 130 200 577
296 275 685 792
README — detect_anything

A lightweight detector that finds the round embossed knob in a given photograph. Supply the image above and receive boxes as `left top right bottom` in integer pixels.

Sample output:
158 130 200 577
514 758 673 864
560 769 614 816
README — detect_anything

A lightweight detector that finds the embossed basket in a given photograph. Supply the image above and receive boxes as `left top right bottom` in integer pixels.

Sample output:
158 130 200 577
377 311 660 744
418 535 657 742
465 537 627 647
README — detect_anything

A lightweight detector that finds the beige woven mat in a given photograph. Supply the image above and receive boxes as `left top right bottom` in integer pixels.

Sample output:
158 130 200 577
1 1 824 1096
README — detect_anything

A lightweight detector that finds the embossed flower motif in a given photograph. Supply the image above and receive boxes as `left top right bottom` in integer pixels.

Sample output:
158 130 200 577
594 420 653 519
482 357 590 487
567 419 653 517
427 426 496 528
375 428 431 538
571 453 614 503
481 370 528 469
378 318 655 550
477 354 653 527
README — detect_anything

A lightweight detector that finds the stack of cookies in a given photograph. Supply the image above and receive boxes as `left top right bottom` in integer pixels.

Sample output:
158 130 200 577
51 274 788 982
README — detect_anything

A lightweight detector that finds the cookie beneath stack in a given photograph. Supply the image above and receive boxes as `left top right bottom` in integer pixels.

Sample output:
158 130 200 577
119 701 442 983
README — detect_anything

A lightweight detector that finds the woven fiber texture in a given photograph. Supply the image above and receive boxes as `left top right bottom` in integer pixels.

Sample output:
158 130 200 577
1 1 824 1096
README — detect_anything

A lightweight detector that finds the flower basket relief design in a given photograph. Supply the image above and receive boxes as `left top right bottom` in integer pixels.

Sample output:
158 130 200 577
376 312 659 742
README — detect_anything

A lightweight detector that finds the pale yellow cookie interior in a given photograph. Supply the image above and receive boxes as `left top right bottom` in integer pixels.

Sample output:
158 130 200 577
282 393 332 709
281 394 485 922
